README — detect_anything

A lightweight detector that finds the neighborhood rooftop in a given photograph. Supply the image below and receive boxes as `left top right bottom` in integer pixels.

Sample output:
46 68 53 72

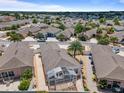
0 42 34 70
92 45 124 81
40 43 81 73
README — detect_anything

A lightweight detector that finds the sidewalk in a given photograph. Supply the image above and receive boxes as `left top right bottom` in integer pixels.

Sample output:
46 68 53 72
33 54 48 91
76 79 84 92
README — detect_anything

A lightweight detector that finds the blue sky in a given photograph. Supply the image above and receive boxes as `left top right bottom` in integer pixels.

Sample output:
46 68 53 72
0 0 124 11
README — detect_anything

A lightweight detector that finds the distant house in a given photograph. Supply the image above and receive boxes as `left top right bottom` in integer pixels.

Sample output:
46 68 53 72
0 16 16 22
40 43 81 85
113 25 124 32
56 28 74 39
18 24 61 38
0 42 34 82
92 45 124 89
85 28 107 39
110 31 124 43
39 26 61 37
0 19 31 31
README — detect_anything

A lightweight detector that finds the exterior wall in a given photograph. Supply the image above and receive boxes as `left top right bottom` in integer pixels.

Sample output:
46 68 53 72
0 66 33 78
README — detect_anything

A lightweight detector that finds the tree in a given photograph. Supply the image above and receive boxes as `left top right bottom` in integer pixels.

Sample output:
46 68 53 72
34 33 45 40
96 27 103 34
11 25 18 30
68 40 84 58
44 16 50 25
56 34 67 41
21 69 32 80
113 17 120 25
99 17 106 24
74 23 85 35
107 27 115 34
98 36 110 45
58 23 66 30
8 31 24 42
32 19 38 24
110 36 118 43
78 34 88 41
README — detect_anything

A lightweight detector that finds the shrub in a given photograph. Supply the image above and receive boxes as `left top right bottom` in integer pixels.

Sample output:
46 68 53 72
98 36 110 45
21 69 32 80
93 92 97 93
18 79 30 90
78 34 88 41
98 80 107 89
84 85 89 91
56 34 67 41
92 74 97 82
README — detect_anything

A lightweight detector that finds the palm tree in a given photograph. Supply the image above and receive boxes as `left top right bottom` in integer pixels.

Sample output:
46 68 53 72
68 40 84 58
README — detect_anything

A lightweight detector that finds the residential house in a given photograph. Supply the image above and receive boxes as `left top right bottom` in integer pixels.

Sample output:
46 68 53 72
40 43 81 85
0 16 16 22
92 45 124 89
0 42 34 82
85 28 107 39
0 19 31 31
56 28 74 40
113 25 124 32
110 31 124 43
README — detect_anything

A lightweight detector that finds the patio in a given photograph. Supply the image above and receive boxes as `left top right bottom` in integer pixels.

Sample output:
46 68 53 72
0 80 20 91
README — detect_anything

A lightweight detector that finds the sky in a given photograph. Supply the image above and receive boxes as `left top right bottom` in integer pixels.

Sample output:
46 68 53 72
0 0 124 11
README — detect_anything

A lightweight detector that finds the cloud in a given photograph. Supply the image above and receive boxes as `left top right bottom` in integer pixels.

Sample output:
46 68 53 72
118 0 124 3
0 0 122 11
0 0 82 11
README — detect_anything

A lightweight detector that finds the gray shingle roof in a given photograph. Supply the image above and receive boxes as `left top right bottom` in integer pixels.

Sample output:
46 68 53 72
40 43 80 73
56 28 74 38
110 32 124 42
92 45 124 81
0 42 34 70
0 19 31 29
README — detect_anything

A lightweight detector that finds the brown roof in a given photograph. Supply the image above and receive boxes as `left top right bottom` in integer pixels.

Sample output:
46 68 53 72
110 31 124 42
0 42 34 70
40 43 80 73
92 45 124 81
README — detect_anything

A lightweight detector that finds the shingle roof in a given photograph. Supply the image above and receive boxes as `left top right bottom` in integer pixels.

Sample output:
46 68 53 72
0 19 31 29
56 28 74 38
92 45 124 81
0 42 34 70
40 43 80 73
110 31 124 42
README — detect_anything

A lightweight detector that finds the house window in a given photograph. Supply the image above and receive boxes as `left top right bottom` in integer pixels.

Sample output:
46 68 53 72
49 76 55 79
2 72 8 78
56 72 63 77
8 71 15 77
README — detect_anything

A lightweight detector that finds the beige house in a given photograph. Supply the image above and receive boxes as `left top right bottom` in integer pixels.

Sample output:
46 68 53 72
0 42 34 82
92 45 124 88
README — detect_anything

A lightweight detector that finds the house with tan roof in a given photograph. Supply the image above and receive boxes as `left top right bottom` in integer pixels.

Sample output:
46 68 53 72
40 43 81 86
0 42 34 82
91 45 124 88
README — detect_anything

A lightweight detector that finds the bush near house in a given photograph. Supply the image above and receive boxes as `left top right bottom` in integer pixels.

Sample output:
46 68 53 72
98 80 108 89
18 79 30 90
21 69 33 80
56 34 68 41
98 36 110 45
18 69 33 91
78 34 88 41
